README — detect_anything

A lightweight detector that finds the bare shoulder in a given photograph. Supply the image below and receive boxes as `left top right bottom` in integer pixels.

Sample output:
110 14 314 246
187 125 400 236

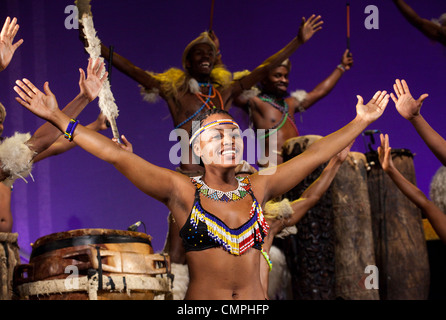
248 172 269 204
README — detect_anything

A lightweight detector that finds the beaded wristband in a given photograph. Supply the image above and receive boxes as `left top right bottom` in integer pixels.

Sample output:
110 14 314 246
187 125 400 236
64 119 79 142
337 64 346 72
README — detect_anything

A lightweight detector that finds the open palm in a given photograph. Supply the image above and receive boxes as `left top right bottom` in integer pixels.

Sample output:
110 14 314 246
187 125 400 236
377 133 393 172
356 91 389 124
0 17 23 71
14 79 59 121
79 58 108 102
390 79 428 120
298 14 323 44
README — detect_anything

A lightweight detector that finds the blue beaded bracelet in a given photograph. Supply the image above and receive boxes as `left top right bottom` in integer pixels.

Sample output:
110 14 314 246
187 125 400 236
64 119 79 142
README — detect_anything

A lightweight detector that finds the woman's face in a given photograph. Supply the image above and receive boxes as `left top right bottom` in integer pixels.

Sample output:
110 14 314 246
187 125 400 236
193 114 244 168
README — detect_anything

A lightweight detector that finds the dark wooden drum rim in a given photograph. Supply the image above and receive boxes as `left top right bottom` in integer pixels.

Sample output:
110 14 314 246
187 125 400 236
30 234 152 259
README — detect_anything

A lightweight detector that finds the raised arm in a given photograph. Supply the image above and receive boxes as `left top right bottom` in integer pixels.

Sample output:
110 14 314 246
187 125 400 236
14 79 191 208
391 79 446 166
32 112 108 163
291 50 353 111
378 133 446 244
253 90 389 202
22 58 107 155
392 0 446 45
79 22 161 93
0 17 23 72
233 15 323 97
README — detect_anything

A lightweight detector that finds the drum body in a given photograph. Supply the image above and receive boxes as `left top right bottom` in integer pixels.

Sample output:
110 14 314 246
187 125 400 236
280 135 336 300
331 152 379 300
366 149 430 300
14 229 171 300
0 232 20 300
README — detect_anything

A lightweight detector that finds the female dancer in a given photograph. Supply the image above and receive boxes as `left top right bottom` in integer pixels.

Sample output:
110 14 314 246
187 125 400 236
13 79 388 299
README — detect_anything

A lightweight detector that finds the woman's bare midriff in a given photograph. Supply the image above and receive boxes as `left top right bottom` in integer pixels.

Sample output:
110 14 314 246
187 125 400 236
184 247 266 300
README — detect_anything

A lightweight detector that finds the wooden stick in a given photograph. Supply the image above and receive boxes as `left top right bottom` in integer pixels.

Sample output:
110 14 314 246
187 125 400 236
108 45 114 83
346 2 351 52
107 45 121 144
209 0 215 30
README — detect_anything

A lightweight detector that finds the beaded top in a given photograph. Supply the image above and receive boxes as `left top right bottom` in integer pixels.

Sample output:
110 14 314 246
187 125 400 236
180 176 270 256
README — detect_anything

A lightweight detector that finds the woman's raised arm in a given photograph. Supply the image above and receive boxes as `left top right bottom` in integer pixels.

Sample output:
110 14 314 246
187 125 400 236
14 79 191 206
253 90 389 203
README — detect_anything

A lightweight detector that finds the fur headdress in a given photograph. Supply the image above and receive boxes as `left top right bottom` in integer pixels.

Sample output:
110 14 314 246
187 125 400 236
181 32 217 71
280 59 291 71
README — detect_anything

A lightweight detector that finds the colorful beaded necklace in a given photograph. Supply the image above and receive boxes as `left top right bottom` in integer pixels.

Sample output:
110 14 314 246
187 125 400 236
258 93 299 138
189 176 270 256
191 175 250 202
195 82 224 110
174 82 224 129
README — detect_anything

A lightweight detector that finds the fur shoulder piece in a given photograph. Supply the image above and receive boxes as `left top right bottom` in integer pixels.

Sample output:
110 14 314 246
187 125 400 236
0 132 35 186
139 68 185 103
139 65 233 103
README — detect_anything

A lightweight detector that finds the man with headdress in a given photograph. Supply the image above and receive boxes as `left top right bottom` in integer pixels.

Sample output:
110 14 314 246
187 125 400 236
78 11 324 270
393 0 446 46
79 13 323 176
234 50 353 167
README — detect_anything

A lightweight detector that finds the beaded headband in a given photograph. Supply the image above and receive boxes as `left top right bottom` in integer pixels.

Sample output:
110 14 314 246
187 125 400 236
189 119 240 146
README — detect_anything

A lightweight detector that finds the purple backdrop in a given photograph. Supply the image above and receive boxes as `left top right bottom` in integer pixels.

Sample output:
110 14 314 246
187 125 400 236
1 0 445 258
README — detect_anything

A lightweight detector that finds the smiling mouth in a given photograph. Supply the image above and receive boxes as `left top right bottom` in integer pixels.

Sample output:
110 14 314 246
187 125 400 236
221 149 236 156
200 62 211 68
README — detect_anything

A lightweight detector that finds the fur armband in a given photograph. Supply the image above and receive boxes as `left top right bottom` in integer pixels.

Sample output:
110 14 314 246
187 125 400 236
0 132 36 187
264 198 298 238
232 70 261 100
139 84 161 103
290 89 308 113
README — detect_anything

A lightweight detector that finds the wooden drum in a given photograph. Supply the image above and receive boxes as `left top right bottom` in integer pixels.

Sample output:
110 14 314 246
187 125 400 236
366 149 430 300
331 152 379 300
280 135 336 300
14 229 172 300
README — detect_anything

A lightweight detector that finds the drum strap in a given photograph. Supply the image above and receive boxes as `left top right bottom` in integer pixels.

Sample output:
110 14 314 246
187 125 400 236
30 234 152 259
